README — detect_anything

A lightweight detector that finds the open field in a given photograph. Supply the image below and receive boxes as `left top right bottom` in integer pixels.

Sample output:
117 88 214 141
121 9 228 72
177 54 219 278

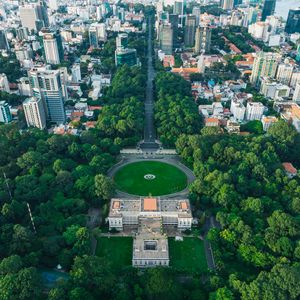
113 161 187 196
96 237 132 268
169 237 207 273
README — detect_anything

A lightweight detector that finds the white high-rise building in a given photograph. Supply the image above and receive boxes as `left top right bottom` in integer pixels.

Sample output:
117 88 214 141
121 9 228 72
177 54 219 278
246 102 264 121
0 74 10 93
221 0 234 10
40 29 63 65
19 1 49 32
71 64 81 83
250 52 282 86
23 97 46 129
293 83 300 102
18 77 32 96
290 72 300 88
276 60 294 85
29 68 65 124
230 100 246 122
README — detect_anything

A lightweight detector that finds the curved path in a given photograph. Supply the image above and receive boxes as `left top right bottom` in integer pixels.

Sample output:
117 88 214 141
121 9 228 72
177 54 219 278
108 156 195 199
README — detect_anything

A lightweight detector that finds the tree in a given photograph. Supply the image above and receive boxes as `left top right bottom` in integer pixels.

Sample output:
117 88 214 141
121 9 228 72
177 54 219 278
94 174 114 203
70 255 116 298
0 255 23 275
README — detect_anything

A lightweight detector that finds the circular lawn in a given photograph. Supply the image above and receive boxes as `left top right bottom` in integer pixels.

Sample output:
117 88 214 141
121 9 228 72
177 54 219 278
113 161 187 196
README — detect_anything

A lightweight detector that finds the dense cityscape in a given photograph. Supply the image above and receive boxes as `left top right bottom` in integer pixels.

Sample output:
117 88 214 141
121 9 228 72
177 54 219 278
0 0 299 299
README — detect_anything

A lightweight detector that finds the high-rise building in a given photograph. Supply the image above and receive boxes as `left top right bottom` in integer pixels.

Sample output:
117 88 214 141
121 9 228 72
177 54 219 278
159 23 173 55
293 83 300 102
0 74 10 93
296 44 300 63
89 24 99 48
40 28 64 65
29 68 66 124
116 33 128 49
23 97 46 129
221 0 234 10
234 0 243 7
261 0 276 22
285 8 300 34
19 1 49 32
115 33 137 67
246 102 264 121
276 59 294 85
192 7 201 26
0 101 12 123
168 14 179 49
250 52 281 86
194 26 212 54
71 64 81 83
184 15 196 47
89 23 107 48
0 30 9 50
173 0 184 15
16 27 29 41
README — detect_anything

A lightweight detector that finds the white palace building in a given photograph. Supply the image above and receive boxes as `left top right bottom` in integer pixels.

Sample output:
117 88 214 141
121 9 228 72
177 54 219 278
108 197 193 231
108 197 193 267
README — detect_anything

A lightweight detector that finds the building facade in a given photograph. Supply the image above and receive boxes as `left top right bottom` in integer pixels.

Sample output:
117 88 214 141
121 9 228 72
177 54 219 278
23 97 46 129
41 29 64 65
159 23 173 55
0 101 12 123
261 0 276 22
29 68 66 124
184 15 196 47
250 52 281 86
108 197 193 231
194 26 212 54
285 8 300 34
246 102 264 121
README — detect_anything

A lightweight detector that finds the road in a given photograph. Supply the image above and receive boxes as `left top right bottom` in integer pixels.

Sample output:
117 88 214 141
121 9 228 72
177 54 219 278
203 216 221 270
141 17 159 151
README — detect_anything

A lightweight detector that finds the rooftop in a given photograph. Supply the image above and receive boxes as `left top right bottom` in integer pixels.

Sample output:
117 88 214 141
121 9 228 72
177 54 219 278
143 198 157 211
282 162 297 175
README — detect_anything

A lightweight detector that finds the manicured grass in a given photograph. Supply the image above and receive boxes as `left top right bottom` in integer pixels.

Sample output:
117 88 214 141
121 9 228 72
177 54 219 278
113 161 187 196
95 237 132 268
168 237 207 273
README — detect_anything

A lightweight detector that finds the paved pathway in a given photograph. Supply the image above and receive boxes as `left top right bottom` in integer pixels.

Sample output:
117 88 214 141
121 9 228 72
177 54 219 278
202 216 221 270
141 16 159 151
86 208 101 255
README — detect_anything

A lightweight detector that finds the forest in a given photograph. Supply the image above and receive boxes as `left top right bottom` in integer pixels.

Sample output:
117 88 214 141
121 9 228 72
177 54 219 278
154 72 202 146
176 121 300 300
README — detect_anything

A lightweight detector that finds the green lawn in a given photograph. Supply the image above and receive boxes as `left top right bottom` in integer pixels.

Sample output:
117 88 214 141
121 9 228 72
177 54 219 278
96 237 132 268
113 161 187 196
169 238 207 273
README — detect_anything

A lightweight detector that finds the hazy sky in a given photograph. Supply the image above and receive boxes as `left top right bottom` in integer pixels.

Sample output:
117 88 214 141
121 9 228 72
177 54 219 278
274 0 300 20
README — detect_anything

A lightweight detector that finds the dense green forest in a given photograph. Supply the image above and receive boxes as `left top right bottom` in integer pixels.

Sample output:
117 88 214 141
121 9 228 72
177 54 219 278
0 63 146 299
154 72 202 146
176 121 300 299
